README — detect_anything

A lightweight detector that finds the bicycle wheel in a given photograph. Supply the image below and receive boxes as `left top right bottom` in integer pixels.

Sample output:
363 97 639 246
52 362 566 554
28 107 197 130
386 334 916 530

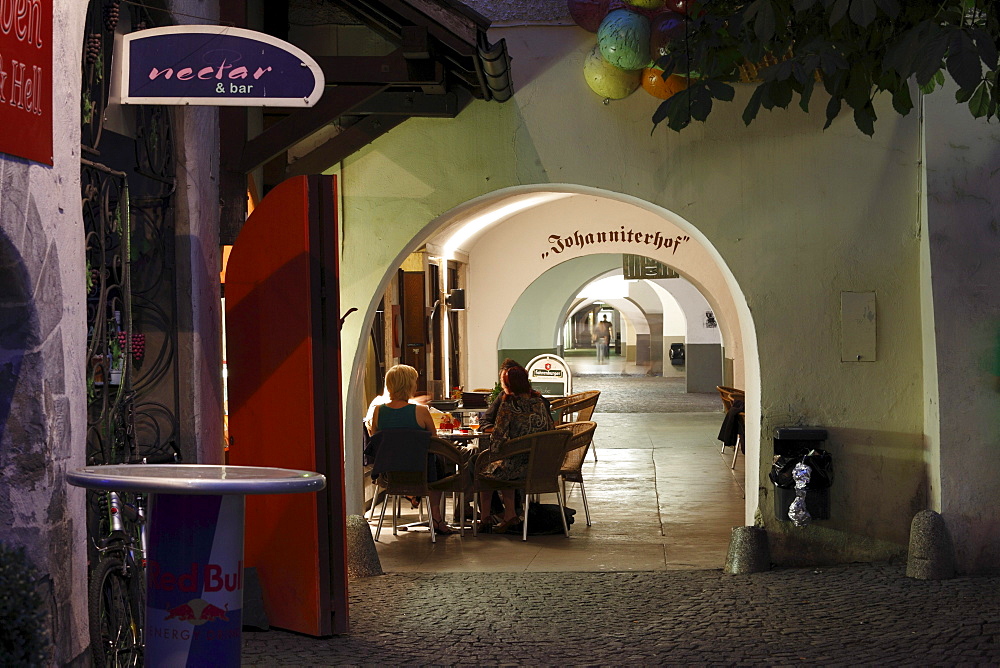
89 555 142 668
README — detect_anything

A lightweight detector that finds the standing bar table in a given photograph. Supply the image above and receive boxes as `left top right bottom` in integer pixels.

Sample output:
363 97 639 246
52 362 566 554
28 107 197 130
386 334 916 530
68 464 326 667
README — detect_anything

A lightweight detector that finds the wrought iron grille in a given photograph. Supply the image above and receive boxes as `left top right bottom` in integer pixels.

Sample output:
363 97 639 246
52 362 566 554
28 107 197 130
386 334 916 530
82 0 179 467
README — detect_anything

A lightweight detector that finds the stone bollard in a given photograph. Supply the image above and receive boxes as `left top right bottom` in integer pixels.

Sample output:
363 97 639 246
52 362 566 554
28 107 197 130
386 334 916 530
906 510 955 580
724 526 771 574
346 514 384 578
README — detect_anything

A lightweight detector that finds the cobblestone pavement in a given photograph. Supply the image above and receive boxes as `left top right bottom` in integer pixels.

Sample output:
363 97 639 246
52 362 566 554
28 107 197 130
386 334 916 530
572 375 720 413
242 563 1000 666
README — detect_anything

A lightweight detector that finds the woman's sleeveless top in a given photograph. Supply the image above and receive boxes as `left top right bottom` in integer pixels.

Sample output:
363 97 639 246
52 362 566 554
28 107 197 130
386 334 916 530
376 403 420 430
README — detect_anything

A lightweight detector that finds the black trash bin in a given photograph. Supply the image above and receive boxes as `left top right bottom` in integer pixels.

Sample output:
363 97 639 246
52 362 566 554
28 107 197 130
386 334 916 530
770 427 832 521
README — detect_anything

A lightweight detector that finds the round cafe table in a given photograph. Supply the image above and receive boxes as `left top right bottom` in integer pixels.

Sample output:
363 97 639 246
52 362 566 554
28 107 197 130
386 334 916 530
67 464 326 668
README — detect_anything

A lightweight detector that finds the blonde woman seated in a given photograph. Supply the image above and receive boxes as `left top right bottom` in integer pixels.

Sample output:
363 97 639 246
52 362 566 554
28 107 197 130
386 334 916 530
366 364 454 535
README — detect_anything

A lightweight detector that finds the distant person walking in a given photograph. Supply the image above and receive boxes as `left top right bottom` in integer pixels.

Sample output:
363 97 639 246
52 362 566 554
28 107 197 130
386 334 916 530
593 315 612 364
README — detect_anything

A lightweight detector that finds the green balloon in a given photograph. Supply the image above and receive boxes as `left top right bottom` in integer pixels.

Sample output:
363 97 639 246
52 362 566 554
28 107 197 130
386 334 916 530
598 9 652 71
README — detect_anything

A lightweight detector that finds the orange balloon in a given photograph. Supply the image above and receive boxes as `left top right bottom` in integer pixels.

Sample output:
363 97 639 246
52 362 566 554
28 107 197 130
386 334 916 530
641 68 691 99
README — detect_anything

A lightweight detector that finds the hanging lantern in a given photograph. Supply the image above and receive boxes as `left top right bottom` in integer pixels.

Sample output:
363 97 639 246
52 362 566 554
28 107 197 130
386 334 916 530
641 68 690 99
649 11 685 62
567 0 611 33
584 44 641 99
598 9 652 71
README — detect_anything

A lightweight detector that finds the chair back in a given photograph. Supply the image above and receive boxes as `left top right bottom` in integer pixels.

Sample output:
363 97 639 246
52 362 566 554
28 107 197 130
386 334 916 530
370 429 431 497
556 421 597 479
716 386 744 412
553 390 600 424
520 429 573 495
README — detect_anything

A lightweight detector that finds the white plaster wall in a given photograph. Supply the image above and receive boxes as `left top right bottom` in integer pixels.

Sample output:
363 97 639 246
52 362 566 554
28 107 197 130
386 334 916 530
654 287 686 338
922 82 1000 573
339 25 925 564
626 280 662 317
652 278 722 345
496 253 619 352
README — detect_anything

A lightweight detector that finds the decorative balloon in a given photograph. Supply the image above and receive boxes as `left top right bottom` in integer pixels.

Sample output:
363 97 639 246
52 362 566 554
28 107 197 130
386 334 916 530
598 9 652 71
640 68 690 99
649 11 685 61
607 0 663 20
584 44 642 99
664 0 688 13
621 0 664 9
567 0 611 33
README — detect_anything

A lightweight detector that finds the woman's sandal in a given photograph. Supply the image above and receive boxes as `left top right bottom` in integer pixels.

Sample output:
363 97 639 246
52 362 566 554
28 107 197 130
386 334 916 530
433 521 456 535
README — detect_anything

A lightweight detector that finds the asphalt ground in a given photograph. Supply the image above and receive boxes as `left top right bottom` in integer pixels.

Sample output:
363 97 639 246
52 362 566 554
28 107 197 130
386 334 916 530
242 563 1000 666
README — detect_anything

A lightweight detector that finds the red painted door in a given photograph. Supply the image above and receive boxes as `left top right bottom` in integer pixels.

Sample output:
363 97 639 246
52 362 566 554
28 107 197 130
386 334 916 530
225 175 349 636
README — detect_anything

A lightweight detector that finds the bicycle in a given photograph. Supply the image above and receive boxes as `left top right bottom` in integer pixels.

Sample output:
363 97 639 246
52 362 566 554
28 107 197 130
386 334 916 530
88 420 181 668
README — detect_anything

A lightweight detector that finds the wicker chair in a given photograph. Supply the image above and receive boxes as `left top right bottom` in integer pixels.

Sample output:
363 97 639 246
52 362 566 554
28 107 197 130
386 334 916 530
473 429 573 541
716 385 744 413
550 390 600 461
716 386 745 468
371 432 467 543
556 421 597 527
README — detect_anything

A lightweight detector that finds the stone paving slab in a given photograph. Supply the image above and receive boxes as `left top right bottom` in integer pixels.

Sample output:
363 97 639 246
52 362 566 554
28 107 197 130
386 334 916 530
242 563 1000 666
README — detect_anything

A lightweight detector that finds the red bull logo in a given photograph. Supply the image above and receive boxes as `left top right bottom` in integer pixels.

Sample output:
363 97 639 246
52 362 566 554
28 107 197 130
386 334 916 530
148 559 243 593
164 599 230 626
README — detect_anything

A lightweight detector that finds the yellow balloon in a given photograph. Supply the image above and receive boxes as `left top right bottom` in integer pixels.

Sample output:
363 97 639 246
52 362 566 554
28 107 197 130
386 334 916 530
584 44 641 99
623 0 664 9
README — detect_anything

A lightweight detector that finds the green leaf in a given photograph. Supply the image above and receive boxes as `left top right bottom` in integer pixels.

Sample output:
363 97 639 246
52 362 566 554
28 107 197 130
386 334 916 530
755 1 776 42
913 29 949 86
743 86 765 125
891 82 913 115
882 24 924 77
819 50 849 78
829 0 849 26
705 80 736 101
849 0 877 28
853 102 876 136
969 81 990 118
689 87 714 121
824 95 842 129
873 0 900 19
946 30 983 90
793 0 818 10
653 90 694 132
844 62 872 110
955 85 975 103
970 27 999 71
770 79 794 107
798 75 816 111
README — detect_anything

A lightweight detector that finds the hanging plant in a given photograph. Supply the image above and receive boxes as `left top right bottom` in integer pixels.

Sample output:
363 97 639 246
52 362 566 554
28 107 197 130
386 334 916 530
82 90 94 125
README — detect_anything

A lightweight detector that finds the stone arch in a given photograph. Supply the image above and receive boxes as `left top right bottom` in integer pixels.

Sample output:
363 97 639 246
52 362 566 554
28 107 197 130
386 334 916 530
344 184 760 524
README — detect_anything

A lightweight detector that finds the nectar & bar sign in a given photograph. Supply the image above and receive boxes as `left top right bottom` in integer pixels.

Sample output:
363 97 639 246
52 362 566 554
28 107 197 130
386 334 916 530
114 25 324 107
0 0 52 165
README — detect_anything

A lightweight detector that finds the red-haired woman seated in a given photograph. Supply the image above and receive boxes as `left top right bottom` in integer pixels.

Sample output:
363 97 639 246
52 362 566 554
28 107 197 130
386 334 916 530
478 365 554 533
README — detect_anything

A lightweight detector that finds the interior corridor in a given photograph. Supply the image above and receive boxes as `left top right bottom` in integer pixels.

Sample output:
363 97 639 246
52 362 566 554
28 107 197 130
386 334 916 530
370 409 746 572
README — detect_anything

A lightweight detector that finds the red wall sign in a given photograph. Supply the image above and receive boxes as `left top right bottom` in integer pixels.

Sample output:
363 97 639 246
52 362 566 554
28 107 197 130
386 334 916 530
0 0 52 165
